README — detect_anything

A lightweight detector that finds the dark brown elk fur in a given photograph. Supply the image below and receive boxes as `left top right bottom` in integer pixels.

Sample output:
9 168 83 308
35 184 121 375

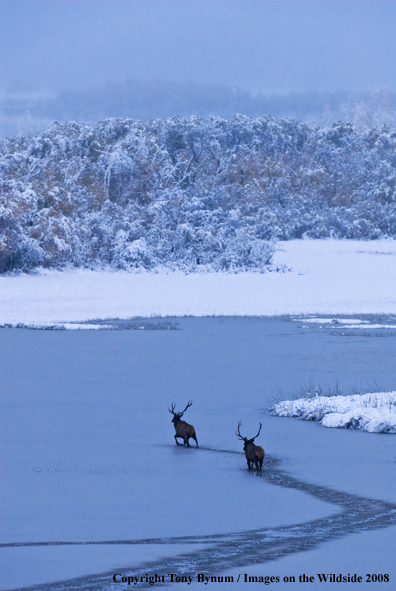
169 401 198 447
236 422 265 470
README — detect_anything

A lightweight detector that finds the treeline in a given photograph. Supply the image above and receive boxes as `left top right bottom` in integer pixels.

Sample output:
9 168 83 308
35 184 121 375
2 83 396 137
1 115 395 273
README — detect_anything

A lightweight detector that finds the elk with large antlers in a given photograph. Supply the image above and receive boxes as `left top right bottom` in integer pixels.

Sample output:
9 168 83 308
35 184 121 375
169 400 198 447
236 422 265 470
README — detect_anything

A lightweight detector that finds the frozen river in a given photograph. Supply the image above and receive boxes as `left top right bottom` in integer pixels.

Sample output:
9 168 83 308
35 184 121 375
1 317 396 590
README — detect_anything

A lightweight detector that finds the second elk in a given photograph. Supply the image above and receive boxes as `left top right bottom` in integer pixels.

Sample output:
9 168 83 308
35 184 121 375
236 422 265 470
169 400 198 447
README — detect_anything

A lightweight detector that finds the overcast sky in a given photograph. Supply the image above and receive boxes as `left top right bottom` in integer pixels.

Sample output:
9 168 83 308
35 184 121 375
1 0 396 95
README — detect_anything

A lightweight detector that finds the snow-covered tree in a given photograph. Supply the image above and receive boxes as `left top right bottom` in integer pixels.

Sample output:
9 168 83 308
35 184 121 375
1 115 395 273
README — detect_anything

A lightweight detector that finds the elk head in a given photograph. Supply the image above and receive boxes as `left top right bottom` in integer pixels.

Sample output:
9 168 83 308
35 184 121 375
169 400 192 425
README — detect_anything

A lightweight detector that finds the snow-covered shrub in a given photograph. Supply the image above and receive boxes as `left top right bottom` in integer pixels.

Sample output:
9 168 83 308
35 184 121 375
112 233 154 270
1 115 396 272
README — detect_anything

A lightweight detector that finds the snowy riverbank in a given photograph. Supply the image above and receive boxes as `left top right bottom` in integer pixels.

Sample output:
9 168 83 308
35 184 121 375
269 391 396 434
1 239 396 326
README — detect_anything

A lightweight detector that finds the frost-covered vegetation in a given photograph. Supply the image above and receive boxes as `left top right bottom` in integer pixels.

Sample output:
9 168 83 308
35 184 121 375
1 115 396 273
269 390 396 434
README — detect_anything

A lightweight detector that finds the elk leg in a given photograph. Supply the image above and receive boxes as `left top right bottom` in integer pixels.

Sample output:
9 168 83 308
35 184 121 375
247 460 251 469
185 438 190 447
192 433 198 448
174 435 182 445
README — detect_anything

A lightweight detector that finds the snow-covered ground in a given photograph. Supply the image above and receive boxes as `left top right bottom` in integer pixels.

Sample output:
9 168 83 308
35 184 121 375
270 391 396 433
1 239 396 326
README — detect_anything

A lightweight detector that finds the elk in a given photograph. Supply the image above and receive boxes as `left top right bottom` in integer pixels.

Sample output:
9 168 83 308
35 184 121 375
169 400 198 447
236 422 265 470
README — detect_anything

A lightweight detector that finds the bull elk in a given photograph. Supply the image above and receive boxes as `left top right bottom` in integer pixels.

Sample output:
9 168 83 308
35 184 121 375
236 422 265 470
169 400 198 447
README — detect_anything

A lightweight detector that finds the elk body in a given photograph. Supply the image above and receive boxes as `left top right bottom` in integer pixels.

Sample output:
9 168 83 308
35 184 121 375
169 401 198 447
236 422 265 470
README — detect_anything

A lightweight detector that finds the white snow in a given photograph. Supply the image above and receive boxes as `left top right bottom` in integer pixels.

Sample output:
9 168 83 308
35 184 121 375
1 239 396 326
270 391 396 433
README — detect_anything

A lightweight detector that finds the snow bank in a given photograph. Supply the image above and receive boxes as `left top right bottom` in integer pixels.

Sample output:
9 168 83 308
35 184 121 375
270 391 396 434
1 239 395 326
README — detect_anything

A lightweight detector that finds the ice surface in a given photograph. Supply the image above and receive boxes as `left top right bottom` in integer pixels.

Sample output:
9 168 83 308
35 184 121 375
295 318 370 324
0 544 199 591
1 318 396 589
192 526 396 591
333 324 396 329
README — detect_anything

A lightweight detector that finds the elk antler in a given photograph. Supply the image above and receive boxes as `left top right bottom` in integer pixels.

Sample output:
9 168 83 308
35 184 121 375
180 400 193 415
168 400 192 417
250 423 262 442
235 421 246 440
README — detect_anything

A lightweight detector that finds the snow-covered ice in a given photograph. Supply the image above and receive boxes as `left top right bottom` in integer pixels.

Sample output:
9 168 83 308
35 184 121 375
270 391 396 433
1 239 396 326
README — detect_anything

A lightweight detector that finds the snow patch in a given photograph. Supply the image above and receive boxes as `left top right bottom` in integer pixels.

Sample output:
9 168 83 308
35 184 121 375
270 391 396 434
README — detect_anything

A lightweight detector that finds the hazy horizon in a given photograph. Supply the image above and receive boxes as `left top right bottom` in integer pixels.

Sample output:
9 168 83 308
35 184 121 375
1 0 396 96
